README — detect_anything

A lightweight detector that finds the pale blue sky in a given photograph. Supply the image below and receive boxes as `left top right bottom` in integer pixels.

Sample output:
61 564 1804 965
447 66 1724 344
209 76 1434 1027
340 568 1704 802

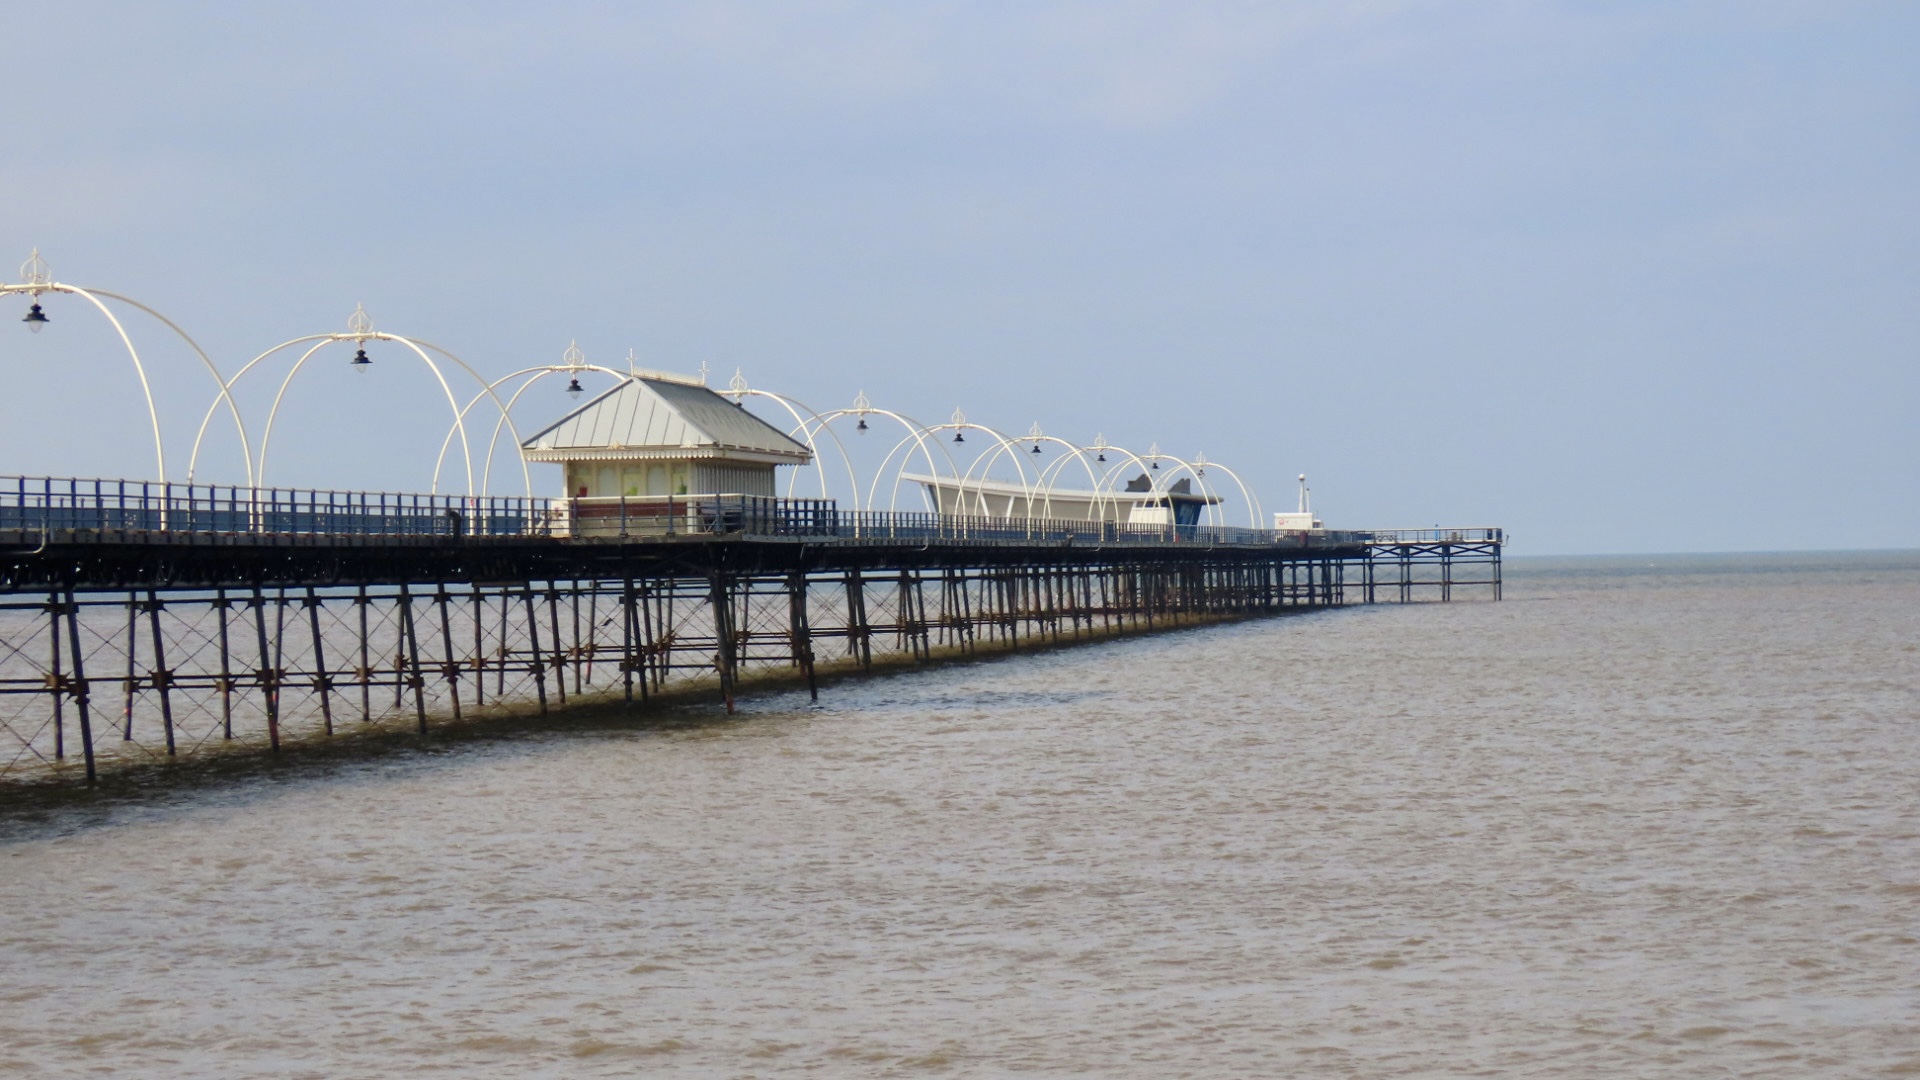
1 2 1914 553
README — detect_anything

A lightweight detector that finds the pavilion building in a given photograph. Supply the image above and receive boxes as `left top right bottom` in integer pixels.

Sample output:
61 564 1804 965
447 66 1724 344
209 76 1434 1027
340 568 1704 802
520 371 811 532
901 471 1221 528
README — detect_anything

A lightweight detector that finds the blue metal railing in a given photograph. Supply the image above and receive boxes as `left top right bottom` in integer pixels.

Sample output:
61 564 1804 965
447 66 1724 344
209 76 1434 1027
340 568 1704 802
0 477 544 539
1360 527 1506 545
546 496 1386 546
0 476 1502 549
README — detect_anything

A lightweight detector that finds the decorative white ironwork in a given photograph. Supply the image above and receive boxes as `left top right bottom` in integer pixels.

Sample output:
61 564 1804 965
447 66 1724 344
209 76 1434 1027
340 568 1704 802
807 400 959 512
715 380 857 504
4 253 254 486
7 259 1273 524
705 387 1269 529
190 326 527 497
868 419 1010 514
432 360 636 495
19 248 50 287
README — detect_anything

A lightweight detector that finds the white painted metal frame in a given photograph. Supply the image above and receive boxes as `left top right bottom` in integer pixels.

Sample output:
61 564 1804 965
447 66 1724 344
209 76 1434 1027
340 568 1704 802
434 343 623 497
8 252 1274 524
796 393 960 514
187 308 527 496
6 250 255 485
717 372 860 507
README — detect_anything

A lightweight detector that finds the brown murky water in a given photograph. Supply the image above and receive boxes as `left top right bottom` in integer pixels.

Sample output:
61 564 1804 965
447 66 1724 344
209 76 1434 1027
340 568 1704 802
3 552 1917 1076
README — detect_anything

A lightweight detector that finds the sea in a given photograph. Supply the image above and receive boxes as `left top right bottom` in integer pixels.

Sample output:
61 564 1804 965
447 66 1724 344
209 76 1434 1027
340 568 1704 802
2 551 1916 1077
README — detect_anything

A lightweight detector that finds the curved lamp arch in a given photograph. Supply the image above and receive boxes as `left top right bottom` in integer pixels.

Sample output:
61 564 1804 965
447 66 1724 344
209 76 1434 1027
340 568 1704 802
188 334 330 484
795 396 960 515
864 418 1021 511
397 334 531 495
434 359 635 497
952 424 1047 524
715 376 860 507
189 311 530 497
1085 444 1209 533
1187 455 1264 530
1027 438 1124 523
1109 446 1224 532
256 333 478 493
6 256 254 485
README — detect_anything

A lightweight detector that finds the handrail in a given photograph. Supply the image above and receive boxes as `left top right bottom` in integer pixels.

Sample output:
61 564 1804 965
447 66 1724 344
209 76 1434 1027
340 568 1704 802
1360 528 1505 544
0 475 548 539
0 475 1502 549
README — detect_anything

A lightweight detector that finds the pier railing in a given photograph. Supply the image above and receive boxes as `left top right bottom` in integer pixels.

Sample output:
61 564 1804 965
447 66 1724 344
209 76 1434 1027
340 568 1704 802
0 476 1496 549
1357 527 1505 545
557 494 1371 546
0 476 544 538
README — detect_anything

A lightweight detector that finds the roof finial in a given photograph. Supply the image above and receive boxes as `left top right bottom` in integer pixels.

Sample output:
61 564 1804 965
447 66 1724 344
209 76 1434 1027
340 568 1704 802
625 347 639 375
698 360 710 385
20 249 50 287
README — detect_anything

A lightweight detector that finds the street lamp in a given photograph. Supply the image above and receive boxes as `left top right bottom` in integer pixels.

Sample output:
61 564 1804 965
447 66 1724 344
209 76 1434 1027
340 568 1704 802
19 249 49 332
6 249 260 486
347 303 373 373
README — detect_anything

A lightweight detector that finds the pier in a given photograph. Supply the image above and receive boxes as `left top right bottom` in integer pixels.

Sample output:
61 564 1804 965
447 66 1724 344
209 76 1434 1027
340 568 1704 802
0 476 1500 786
0 256 1502 786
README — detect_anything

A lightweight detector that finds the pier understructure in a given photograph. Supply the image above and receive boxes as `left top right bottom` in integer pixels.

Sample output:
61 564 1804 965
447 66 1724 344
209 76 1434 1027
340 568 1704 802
0 479 1501 785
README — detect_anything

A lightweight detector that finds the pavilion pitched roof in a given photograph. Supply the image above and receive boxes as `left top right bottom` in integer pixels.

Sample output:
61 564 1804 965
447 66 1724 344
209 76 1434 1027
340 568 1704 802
520 375 811 462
